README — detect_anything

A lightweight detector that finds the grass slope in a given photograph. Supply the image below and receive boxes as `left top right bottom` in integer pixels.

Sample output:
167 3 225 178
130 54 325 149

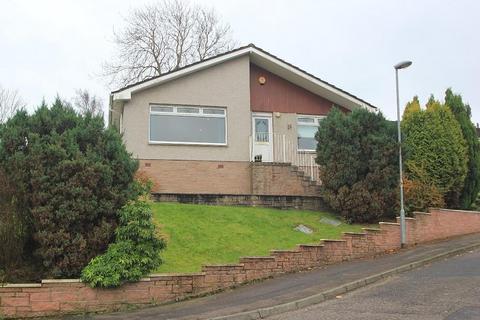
152 203 369 273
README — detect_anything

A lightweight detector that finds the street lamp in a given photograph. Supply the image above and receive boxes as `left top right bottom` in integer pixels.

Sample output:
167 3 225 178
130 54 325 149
394 60 412 248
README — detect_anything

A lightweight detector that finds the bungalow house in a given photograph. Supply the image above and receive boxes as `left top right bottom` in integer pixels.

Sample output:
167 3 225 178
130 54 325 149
109 44 376 207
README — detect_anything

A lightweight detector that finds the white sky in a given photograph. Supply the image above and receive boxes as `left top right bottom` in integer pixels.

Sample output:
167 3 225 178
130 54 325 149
1 0 479 124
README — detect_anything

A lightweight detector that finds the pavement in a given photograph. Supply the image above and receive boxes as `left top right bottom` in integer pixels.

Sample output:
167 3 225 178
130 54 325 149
270 246 480 320
71 233 480 320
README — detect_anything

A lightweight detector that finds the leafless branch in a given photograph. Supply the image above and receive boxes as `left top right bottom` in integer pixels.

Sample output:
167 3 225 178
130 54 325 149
73 89 104 116
103 0 235 88
0 85 24 123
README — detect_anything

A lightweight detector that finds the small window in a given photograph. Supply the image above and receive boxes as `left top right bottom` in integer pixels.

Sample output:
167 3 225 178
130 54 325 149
203 108 225 115
177 107 199 114
297 115 324 151
149 105 227 145
151 106 173 113
254 118 270 142
298 117 315 124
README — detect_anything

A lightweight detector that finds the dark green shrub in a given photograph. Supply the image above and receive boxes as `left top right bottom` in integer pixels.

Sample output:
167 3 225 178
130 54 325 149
0 169 28 270
81 194 166 288
402 96 467 207
0 98 138 278
444 88 480 209
316 108 399 223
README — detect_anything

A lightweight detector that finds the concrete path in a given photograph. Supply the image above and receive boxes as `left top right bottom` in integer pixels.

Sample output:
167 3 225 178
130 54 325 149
271 247 480 320
78 234 480 320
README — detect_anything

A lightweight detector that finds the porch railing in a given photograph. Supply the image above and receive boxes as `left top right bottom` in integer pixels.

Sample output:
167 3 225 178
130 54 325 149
249 133 320 181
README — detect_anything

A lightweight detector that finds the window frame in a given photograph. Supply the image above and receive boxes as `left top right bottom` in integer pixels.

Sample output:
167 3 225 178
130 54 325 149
148 104 228 146
297 115 325 152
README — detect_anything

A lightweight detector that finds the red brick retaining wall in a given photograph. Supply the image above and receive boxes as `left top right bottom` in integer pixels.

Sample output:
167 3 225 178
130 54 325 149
251 163 319 196
2 208 480 318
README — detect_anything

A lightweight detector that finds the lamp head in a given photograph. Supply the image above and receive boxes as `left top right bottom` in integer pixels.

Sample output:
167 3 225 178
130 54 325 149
394 61 412 70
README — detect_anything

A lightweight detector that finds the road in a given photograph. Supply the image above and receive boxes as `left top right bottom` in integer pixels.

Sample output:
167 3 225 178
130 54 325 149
271 249 480 320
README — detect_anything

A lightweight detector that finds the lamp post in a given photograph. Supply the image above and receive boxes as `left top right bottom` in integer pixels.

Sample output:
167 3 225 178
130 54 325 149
394 60 412 247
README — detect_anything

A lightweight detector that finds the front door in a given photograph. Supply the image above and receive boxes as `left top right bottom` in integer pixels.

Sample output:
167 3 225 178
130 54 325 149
252 113 273 162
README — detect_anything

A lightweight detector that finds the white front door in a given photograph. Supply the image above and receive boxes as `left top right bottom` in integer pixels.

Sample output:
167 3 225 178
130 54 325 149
252 113 273 162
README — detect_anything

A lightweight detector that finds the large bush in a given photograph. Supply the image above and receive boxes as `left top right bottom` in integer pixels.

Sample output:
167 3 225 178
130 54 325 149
81 193 166 288
316 108 398 223
402 96 468 207
0 99 138 278
444 88 480 209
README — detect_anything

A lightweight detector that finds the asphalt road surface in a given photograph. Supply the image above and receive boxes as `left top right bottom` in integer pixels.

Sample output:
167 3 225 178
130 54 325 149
271 249 480 320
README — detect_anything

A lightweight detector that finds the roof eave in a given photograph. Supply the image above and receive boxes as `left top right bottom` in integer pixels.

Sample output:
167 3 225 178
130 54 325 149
248 48 376 111
111 46 253 102
111 44 376 111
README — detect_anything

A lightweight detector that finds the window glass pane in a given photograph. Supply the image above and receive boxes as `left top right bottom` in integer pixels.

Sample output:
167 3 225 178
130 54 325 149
297 125 317 138
255 118 269 142
150 114 225 144
203 108 225 115
297 125 317 150
151 106 173 113
177 107 199 113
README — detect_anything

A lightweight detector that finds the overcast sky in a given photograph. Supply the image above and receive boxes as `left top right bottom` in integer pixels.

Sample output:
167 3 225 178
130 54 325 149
1 0 479 124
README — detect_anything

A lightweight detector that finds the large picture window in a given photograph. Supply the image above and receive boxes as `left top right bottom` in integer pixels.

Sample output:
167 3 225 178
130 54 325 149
149 105 227 145
297 115 324 151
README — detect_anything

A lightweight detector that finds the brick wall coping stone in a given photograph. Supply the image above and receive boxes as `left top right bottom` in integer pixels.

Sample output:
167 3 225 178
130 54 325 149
41 279 81 284
270 250 299 253
149 273 206 277
202 264 245 268
413 211 431 215
0 284 42 288
435 208 480 214
2 208 480 319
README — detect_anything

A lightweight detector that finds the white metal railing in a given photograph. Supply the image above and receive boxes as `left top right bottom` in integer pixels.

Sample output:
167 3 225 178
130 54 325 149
254 132 270 143
249 133 320 181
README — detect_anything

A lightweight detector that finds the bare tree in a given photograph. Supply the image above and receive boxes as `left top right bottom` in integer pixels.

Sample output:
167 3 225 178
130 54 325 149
0 85 24 123
73 89 104 116
104 0 236 88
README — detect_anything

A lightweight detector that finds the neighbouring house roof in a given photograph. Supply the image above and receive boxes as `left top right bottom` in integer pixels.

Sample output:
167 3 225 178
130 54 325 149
111 43 377 111
476 124 480 138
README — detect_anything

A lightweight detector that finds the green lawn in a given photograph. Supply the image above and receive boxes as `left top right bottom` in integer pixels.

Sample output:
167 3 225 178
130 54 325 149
152 203 369 273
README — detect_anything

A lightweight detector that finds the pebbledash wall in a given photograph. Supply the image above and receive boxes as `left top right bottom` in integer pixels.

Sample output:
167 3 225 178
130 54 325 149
2 208 480 318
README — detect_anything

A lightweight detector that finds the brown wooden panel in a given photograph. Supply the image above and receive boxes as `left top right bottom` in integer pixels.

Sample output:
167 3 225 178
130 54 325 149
250 64 348 115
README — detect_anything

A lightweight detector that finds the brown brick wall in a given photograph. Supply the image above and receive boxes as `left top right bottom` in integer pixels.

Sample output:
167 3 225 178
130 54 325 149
251 163 319 196
140 161 319 197
152 193 326 211
138 159 252 194
3 208 480 318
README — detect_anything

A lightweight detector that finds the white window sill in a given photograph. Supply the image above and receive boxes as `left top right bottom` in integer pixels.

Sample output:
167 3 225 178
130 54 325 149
149 141 227 147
